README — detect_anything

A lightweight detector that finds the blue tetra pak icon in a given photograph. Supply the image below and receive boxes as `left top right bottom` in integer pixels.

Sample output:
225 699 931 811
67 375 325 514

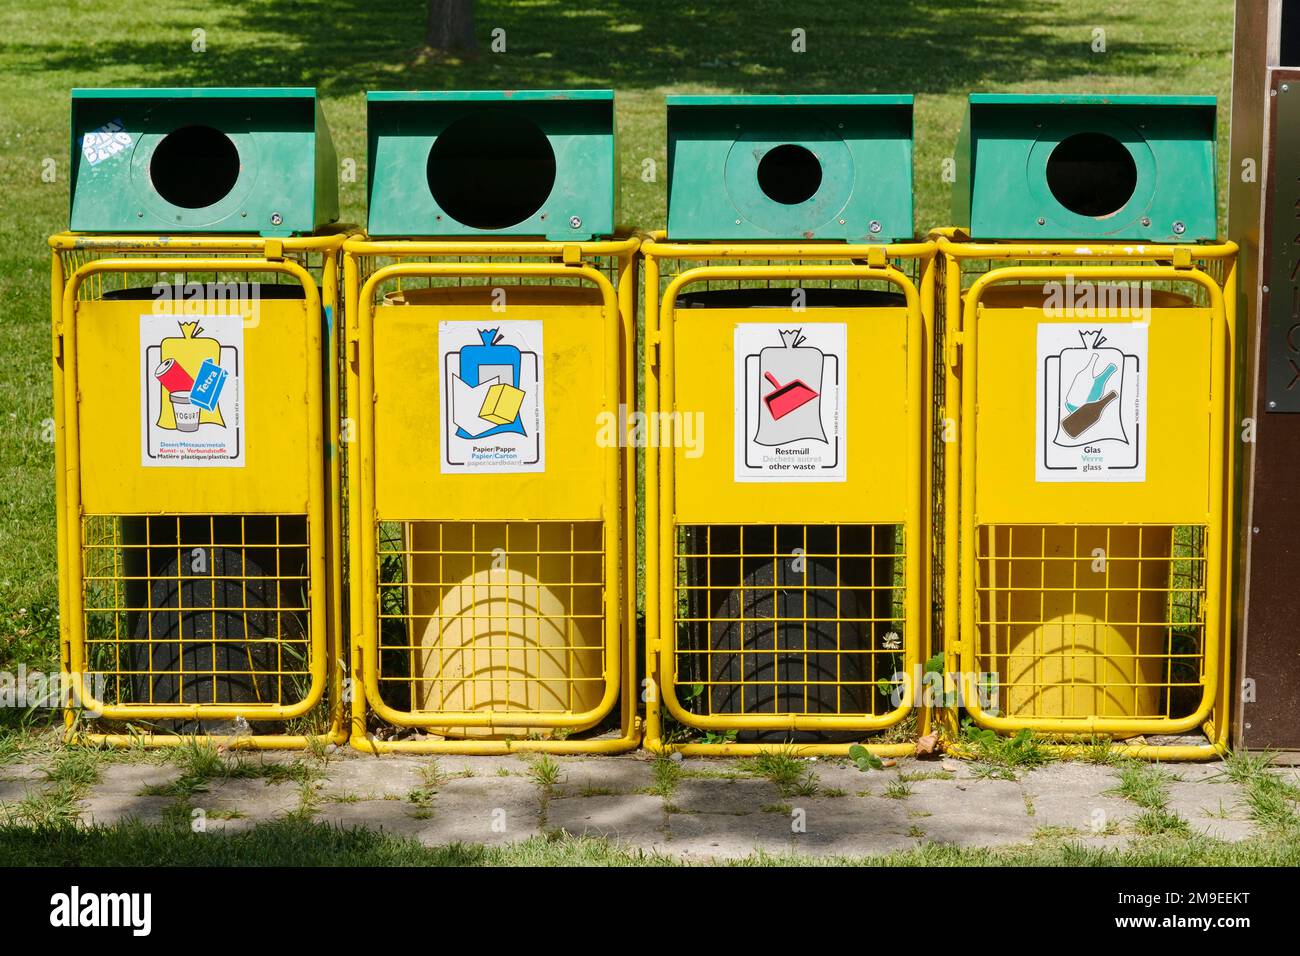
189 357 228 412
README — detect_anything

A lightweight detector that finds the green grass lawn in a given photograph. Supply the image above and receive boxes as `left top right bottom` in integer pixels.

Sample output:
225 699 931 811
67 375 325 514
1 818 1296 867
0 0 1234 693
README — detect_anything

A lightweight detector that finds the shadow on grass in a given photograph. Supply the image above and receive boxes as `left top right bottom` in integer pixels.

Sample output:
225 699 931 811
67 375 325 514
15 0 1179 96
0 819 677 866
1 817 1298 866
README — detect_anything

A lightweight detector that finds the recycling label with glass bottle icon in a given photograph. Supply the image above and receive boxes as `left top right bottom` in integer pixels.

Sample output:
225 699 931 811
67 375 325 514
734 324 846 482
439 321 545 473
1036 324 1147 482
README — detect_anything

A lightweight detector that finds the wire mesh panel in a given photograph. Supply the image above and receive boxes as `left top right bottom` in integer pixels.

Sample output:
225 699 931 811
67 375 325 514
973 524 1207 722
674 524 905 736
81 514 313 720
376 520 607 734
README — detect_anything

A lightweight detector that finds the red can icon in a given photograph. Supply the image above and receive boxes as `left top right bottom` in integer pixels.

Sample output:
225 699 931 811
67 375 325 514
154 358 194 393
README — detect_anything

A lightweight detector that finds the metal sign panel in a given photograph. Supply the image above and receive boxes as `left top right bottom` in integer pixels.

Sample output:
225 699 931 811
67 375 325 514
1264 75 1300 412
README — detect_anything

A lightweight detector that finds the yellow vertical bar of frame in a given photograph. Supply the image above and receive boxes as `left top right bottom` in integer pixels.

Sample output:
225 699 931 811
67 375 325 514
321 246 347 744
902 257 924 731
642 250 663 749
618 246 641 745
657 255 678 745
958 282 982 724
344 249 371 748
941 251 963 740
51 250 75 735
1206 254 1237 754
917 250 936 740
1212 253 1238 751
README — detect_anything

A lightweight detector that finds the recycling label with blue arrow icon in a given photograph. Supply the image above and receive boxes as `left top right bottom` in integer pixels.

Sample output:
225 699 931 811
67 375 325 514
439 321 545 473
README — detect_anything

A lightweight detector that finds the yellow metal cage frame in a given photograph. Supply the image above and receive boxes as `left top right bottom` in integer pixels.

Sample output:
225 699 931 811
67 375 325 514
642 233 938 756
936 232 1238 761
50 231 349 749
343 235 641 755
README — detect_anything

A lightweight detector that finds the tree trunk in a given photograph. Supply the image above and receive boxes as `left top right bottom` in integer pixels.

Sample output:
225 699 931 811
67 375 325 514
426 0 476 51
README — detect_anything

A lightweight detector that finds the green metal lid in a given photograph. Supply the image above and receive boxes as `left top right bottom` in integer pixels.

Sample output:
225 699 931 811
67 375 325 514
69 87 338 237
666 94 915 242
366 89 617 240
953 93 1218 242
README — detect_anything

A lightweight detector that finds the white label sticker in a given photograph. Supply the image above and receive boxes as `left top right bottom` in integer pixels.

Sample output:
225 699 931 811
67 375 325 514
734 323 846 482
81 119 133 166
1036 323 1147 482
141 315 244 467
439 321 545 473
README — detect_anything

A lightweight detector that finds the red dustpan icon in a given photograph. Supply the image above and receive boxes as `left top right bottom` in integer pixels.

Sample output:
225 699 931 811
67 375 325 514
763 371 819 420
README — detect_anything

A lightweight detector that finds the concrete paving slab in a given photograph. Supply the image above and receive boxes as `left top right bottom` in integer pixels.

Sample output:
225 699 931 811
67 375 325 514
95 762 182 794
1167 763 1230 783
1019 763 1117 794
1165 781 1249 823
663 807 796 861
0 763 47 782
0 778 44 808
789 796 918 856
669 777 781 814
314 800 429 840
551 758 655 796
795 763 877 795
415 755 526 780
419 777 542 845
1185 818 1257 842
80 793 174 826
190 777 302 831
318 757 429 801
905 778 1036 847
548 794 667 846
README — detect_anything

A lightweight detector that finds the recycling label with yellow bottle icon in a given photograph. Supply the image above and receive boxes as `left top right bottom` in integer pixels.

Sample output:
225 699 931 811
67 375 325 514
438 321 546 474
1036 323 1147 482
140 315 244 467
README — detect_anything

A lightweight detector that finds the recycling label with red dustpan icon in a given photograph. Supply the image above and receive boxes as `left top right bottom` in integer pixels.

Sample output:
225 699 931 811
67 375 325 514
734 324 846 482
438 321 545 474
140 315 243 467
1036 323 1147 482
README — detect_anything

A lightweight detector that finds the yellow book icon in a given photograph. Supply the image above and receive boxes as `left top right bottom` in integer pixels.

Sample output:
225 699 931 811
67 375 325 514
478 382 526 425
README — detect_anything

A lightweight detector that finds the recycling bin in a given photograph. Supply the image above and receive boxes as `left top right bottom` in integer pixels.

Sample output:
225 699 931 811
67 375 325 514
940 94 1236 758
643 95 935 756
52 87 346 748
346 90 638 754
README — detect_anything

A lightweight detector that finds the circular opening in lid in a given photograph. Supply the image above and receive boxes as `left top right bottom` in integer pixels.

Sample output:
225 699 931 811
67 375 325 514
150 126 241 209
756 143 823 205
1045 132 1138 218
426 111 557 229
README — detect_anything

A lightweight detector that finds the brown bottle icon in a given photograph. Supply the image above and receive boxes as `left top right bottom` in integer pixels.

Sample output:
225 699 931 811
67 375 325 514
1061 390 1118 439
